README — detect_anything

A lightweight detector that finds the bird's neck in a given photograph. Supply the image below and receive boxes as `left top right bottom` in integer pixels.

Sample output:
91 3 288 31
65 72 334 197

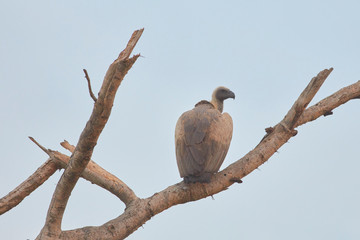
211 98 223 113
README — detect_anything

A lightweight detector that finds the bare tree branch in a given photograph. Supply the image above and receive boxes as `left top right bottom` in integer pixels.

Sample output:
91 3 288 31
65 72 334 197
0 137 137 216
60 69 360 239
0 159 59 215
57 141 137 204
3 25 358 239
29 136 52 155
37 29 144 239
60 140 75 152
259 68 333 143
0 137 62 215
2 29 356 239
83 69 97 102
282 68 333 129
296 80 360 127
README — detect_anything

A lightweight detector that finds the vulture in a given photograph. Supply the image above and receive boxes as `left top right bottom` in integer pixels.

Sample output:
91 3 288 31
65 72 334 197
175 86 235 183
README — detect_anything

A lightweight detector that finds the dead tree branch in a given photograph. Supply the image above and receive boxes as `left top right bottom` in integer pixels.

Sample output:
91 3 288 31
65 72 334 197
2 28 359 239
60 140 75 152
296 80 360 127
50 151 137 205
28 136 52 155
83 69 97 102
1 138 137 216
59 69 360 239
0 159 59 215
283 68 333 129
36 29 143 239
0 137 61 215
57 141 137 204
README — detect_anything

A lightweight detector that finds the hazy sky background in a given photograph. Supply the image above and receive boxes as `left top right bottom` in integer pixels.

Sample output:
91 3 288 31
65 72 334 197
1 1 359 239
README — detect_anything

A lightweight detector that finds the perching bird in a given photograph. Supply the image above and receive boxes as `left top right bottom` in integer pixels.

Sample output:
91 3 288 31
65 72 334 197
175 86 235 183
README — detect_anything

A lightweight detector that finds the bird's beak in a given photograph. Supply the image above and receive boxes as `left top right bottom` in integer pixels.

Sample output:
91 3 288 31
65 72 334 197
228 91 235 100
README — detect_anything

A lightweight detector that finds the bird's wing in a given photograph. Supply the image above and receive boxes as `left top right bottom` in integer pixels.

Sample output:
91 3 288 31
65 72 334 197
175 105 216 177
203 112 233 173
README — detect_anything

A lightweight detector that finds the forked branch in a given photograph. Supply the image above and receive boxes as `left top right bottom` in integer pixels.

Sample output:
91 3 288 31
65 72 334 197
58 140 137 204
296 80 360 126
2 28 359 240
37 29 144 239
60 69 360 239
283 68 333 129
0 137 137 216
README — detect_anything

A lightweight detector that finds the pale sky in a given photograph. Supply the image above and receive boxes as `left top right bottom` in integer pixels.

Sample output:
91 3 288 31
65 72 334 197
1 1 360 239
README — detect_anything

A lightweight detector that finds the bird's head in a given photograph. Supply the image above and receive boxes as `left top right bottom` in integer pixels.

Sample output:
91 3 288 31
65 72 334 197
211 86 235 112
213 86 235 101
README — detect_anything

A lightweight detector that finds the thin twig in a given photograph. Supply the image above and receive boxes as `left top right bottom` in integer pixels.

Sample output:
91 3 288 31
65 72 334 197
29 136 50 155
83 69 97 102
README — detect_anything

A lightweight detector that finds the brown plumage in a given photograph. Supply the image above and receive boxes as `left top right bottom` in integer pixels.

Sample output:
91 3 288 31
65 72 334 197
175 87 235 183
